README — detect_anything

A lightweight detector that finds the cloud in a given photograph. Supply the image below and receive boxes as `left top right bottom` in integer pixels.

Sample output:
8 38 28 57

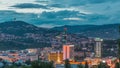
51 0 120 7
0 10 85 26
11 3 49 9
0 0 120 27
35 0 49 3
63 17 84 21
38 24 62 28
40 10 80 18
48 4 65 8
0 9 120 27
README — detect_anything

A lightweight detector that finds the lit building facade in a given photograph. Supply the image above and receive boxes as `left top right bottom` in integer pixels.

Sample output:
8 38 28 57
26 49 37 53
48 51 63 63
63 45 74 61
94 38 103 58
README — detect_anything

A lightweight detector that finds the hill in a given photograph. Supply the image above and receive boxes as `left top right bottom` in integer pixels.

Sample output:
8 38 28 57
0 21 59 50
52 24 120 39
0 21 119 50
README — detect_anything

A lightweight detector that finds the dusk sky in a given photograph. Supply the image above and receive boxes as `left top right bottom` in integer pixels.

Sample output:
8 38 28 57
0 0 120 28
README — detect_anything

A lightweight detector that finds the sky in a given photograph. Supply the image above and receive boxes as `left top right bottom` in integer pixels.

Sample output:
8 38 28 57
0 0 120 28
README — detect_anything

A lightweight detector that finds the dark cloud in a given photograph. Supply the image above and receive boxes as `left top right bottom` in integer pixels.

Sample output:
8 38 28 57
48 4 65 8
0 10 120 27
40 10 79 18
0 10 22 22
51 0 120 7
0 0 120 28
31 10 81 25
11 3 49 9
35 0 49 3
0 10 83 26
86 14 109 22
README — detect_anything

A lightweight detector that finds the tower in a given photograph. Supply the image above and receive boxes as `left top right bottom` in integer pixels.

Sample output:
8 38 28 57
94 38 103 58
62 28 67 45
52 28 67 48
61 28 75 61
63 45 74 61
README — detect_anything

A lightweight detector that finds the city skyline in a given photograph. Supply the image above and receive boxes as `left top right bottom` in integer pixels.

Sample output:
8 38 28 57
0 0 120 28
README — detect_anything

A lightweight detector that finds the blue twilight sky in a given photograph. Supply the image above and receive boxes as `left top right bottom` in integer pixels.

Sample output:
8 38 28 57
0 0 120 28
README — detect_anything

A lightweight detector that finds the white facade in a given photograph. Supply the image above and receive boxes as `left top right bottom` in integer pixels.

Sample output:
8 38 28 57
94 38 103 58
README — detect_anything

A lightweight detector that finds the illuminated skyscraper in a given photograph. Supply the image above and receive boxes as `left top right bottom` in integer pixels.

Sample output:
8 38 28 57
94 38 103 58
63 45 74 60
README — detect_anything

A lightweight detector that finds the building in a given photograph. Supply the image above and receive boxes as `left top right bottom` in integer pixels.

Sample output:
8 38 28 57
27 53 38 61
94 38 103 58
63 45 74 61
48 51 63 63
26 49 37 54
40 47 53 60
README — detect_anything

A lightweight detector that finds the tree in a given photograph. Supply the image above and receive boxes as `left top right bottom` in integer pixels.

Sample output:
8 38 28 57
84 61 89 68
25 59 31 65
4 65 18 68
115 62 120 68
31 61 40 68
118 37 120 61
77 63 83 68
64 59 71 68
98 62 109 68
31 60 54 68
21 65 31 68
48 61 54 68
116 26 120 68
98 62 102 68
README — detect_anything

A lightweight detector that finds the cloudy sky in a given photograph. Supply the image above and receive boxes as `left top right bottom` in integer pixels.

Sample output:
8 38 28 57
0 0 120 28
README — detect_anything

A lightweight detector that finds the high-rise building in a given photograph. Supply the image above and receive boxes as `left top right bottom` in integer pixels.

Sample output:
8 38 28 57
63 45 74 61
94 38 103 58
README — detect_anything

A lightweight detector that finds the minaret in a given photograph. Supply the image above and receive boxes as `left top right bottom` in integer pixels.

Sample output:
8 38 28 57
53 28 67 48
62 28 67 45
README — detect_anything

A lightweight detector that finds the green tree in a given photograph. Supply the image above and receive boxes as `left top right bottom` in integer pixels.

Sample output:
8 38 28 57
77 63 83 68
31 60 54 68
25 59 31 65
115 62 120 68
4 65 17 68
64 59 71 68
98 62 109 68
116 26 120 68
119 26 120 61
118 34 120 64
21 65 31 68
84 61 89 68
31 61 40 68
48 61 54 68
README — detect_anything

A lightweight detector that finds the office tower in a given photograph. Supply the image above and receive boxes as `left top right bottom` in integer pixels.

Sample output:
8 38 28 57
94 38 103 58
63 45 74 61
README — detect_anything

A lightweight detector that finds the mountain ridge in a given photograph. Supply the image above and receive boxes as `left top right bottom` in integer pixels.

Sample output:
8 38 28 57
52 24 120 39
0 21 57 50
0 21 119 50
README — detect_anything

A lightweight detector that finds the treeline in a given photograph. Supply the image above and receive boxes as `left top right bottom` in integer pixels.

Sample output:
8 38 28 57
1 60 54 68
